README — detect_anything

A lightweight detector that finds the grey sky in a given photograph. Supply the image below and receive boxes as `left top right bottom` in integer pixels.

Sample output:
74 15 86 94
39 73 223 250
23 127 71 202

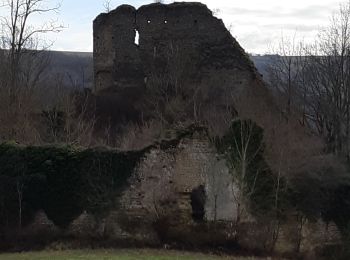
9 0 342 54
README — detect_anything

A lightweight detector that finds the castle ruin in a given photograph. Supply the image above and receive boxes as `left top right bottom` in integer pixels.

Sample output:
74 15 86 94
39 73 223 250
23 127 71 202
93 2 258 92
89 2 340 256
92 2 272 126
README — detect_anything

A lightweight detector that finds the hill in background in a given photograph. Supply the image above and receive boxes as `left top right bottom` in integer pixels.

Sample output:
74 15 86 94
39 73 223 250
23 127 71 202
45 51 272 89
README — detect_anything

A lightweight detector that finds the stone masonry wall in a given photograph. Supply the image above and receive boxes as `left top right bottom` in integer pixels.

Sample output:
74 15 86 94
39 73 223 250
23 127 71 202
19 131 341 256
93 2 271 125
119 131 238 225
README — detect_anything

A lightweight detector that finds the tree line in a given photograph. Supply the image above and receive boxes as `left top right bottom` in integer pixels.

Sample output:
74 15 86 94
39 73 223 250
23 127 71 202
267 1 350 161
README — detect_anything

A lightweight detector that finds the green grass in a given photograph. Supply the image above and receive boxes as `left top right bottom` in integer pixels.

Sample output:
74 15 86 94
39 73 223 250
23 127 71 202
0 249 269 260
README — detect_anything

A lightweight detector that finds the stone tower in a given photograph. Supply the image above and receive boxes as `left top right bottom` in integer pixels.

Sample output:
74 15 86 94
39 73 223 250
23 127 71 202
93 2 259 91
93 2 272 126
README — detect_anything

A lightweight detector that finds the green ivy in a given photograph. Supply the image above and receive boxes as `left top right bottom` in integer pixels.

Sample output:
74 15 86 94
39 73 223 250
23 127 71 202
216 119 281 214
0 144 143 227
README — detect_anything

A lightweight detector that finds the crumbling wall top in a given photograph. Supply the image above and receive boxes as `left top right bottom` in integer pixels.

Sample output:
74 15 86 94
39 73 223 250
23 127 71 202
93 4 136 28
137 2 212 14
92 1 261 125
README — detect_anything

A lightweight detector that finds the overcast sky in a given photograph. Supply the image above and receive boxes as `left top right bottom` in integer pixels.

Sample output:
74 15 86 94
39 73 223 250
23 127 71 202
22 0 342 54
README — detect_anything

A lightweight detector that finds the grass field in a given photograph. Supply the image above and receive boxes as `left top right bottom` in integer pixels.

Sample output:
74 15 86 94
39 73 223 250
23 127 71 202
0 249 271 260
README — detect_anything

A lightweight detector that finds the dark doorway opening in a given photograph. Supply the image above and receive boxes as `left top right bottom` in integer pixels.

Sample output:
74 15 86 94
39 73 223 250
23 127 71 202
190 185 206 222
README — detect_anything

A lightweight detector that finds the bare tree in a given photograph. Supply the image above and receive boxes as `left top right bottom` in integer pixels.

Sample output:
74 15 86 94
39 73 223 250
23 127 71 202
141 40 217 134
305 2 350 158
41 76 96 146
267 33 308 122
271 2 350 160
0 0 62 90
0 0 63 143
219 119 267 226
16 177 24 230
103 0 112 12
0 0 94 146
264 2 350 160
268 146 289 251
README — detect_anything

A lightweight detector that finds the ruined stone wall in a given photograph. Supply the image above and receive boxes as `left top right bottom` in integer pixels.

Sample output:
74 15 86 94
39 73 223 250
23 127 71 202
93 2 270 124
119 131 238 224
87 3 341 257
92 1 266 224
16 131 341 256
94 5 144 93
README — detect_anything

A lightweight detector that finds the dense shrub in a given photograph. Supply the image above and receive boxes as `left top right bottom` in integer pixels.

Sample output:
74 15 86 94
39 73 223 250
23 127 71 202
0 143 144 227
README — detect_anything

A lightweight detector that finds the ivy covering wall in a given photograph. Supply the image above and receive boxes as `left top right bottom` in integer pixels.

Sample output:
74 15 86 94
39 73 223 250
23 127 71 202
214 119 295 219
0 143 144 227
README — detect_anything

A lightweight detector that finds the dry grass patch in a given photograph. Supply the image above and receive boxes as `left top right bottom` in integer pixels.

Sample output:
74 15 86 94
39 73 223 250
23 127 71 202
0 249 275 260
